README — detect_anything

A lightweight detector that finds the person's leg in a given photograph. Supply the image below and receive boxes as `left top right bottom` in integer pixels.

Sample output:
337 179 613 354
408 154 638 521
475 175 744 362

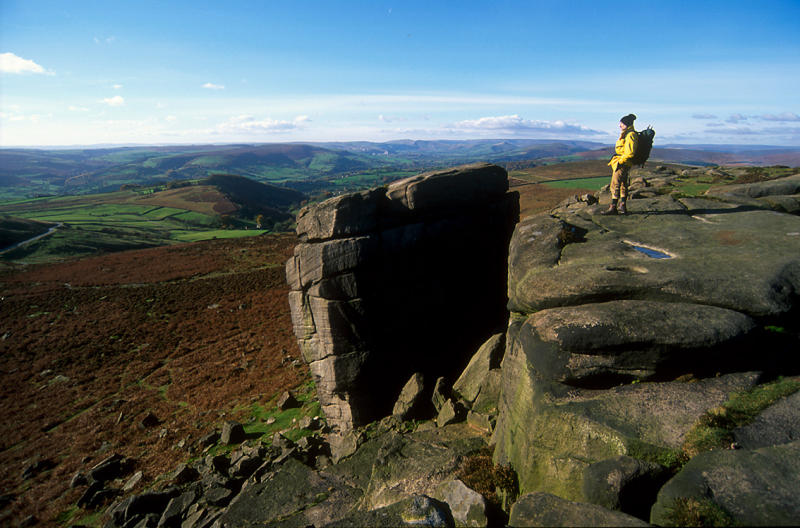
618 166 630 215
602 168 622 215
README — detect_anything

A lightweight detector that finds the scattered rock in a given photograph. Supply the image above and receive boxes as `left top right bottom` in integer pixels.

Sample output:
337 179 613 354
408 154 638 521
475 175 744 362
123 471 143 492
432 377 451 413
89 453 133 483
436 399 466 428
139 412 161 429
198 431 219 449
276 390 300 410
434 479 489 527
392 372 428 421
169 463 199 485
157 489 196 527
69 471 87 488
452 333 505 405
21 458 55 480
220 421 246 445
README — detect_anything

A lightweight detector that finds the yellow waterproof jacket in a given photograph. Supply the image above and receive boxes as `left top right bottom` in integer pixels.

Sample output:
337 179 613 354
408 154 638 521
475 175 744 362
609 126 638 171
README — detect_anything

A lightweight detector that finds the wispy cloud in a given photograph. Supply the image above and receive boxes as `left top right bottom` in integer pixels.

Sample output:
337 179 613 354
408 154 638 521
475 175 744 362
692 113 717 119
454 114 603 136
760 112 800 122
68 105 89 112
726 113 749 123
213 115 310 134
94 36 116 45
102 95 125 107
0 52 52 74
113 84 123 90
202 82 225 90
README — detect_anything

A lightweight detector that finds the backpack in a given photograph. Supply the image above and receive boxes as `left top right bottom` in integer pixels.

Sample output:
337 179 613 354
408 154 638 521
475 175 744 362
629 126 655 166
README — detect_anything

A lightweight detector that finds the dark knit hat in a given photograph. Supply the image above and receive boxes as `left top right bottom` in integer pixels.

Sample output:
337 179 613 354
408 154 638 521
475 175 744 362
620 114 636 126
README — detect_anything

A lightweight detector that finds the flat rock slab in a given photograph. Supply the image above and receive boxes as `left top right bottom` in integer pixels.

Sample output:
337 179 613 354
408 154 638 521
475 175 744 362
651 440 800 526
509 195 800 319
514 300 757 384
509 492 649 527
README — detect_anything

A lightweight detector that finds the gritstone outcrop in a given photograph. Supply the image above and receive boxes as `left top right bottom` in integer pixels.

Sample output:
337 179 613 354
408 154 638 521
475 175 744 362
286 163 519 431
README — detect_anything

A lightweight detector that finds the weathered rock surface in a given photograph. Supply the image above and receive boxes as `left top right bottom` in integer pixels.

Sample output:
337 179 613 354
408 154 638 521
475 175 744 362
433 479 489 527
508 492 650 527
494 171 800 514
287 163 519 431
704 173 800 214
733 389 800 449
582 455 669 520
650 440 800 526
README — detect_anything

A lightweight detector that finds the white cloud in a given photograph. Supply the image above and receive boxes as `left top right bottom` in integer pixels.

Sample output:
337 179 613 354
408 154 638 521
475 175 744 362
102 95 125 107
113 84 123 90
454 114 603 136
69 105 89 112
0 52 51 74
202 82 225 90
94 36 116 45
692 113 717 119
165 115 177 122
214 115 310 134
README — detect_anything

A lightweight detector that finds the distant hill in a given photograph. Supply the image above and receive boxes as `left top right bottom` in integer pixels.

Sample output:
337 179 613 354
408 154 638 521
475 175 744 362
203 174 306 223
2 140 798 201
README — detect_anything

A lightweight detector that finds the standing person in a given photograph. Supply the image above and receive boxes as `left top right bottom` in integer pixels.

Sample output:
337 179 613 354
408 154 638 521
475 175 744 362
602 113 638 215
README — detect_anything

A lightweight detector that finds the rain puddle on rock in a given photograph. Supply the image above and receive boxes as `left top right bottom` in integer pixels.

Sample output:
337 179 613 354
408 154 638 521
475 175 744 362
631 245 671 259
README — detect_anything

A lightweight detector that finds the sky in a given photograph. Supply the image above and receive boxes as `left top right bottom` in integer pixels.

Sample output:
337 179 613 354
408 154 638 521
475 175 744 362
1 0 799 148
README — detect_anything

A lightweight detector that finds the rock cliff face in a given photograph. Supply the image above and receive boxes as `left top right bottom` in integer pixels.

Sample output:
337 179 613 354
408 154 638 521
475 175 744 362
286 163 519 431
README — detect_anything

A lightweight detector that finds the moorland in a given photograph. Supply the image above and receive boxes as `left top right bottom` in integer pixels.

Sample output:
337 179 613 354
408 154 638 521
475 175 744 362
1 139 799 526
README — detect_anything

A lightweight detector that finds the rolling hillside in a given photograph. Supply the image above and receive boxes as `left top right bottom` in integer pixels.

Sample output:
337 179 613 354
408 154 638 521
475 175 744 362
0 175 306 263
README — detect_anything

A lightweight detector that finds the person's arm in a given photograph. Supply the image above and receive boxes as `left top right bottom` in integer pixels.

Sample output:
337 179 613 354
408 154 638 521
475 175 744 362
617 131 638 167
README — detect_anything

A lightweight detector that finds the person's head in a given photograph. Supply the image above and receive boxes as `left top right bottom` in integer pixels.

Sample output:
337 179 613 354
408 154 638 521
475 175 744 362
619 114 636 129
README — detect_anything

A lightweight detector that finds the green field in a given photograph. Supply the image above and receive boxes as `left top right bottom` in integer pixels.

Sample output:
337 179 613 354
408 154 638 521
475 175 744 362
540 176 610 191
0 192 272 263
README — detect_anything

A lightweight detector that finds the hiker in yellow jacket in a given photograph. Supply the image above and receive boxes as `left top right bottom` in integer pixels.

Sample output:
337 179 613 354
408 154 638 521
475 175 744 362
602 113 638 215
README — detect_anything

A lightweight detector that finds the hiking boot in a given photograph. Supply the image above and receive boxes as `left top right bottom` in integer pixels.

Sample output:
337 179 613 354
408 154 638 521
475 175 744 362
600 202 617 215
618 199 628 215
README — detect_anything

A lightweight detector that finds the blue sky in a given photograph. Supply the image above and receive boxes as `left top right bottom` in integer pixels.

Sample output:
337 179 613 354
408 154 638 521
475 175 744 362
1 0 799 147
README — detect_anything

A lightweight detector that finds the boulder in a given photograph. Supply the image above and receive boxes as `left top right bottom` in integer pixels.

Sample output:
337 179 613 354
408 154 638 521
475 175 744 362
493 343 760 501
89 453 132 483
733 390 800 449
220 421 246 445
436 400 466 428
432 377 451 413
325 494 453 528
276 391 301 410
219 457 362 528
650 440 800 526
509 492 650 527
434 479 489 527
361 425 486 511
452 333 505 405
512 300 757 386
392 372 427 420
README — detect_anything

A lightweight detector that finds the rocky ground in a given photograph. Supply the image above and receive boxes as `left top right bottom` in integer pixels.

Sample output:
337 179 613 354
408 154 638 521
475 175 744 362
0 234 307 525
